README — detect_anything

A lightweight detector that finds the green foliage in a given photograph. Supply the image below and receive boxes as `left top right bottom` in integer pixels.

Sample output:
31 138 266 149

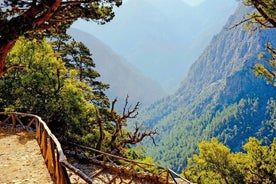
254 63 275 85
241 137 276 183
122 145 162 173
4 38 112 149
125 146 145 160
0 36 154 161
184 137 276 184
0 37 100 143
244 0 276 29
253 44 276 86
142 94 276 172
50 34 110 108
184 138 243 184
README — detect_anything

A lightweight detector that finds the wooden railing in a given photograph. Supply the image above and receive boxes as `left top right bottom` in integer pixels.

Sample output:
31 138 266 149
0 112 193 184
66 143 193 184
0 112 92 184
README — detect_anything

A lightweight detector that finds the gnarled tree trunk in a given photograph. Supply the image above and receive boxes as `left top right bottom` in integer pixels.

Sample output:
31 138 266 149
0 40 16 76
0 0 62 77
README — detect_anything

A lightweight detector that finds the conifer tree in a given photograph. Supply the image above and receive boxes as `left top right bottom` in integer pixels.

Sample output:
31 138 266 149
50 34 110 108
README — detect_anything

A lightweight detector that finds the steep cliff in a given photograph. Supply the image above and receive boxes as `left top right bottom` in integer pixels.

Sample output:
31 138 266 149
139 4 276 172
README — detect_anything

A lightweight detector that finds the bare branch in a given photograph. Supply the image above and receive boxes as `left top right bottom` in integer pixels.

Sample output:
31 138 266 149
6 64 26 71
267 44 276 55
96 96 157 156
95 108 105 151
228 17 255 30
115 124 158 154
228 14 274 30
110 97 117 121
123 95 129 116
122 100 140 120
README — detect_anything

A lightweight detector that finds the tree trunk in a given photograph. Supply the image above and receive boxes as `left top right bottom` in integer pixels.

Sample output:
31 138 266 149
0 39 17 77
0 0 62 77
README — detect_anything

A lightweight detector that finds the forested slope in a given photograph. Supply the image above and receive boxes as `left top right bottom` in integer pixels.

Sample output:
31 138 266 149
139 3 276 172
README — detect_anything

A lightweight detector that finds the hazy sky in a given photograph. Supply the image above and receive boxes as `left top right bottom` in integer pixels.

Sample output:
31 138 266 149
181 0 206 6
123 0 206 7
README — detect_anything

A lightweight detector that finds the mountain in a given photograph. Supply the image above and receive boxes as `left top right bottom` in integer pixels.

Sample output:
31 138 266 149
72 0 237 92
68 28 166 109
137 3 276 172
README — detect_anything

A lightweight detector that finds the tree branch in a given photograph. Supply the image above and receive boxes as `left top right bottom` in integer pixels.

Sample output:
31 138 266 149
251 0 276 27
116 123 158 154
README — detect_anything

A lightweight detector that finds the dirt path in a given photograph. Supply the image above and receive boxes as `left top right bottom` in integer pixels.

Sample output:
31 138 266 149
0 127 53 184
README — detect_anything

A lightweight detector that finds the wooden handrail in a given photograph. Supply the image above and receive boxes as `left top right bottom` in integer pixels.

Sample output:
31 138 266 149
0 112 194 184
0 112 92 184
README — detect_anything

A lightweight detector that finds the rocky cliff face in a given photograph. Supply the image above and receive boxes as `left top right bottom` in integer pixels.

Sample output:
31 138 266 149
139 4 276 172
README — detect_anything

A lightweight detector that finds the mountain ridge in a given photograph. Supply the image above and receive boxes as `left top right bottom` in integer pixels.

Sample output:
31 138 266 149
68 28 167 109
72 0 237 92
138 3 276 172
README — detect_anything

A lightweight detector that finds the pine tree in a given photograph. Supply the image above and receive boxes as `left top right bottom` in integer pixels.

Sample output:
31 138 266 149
50 35 110 108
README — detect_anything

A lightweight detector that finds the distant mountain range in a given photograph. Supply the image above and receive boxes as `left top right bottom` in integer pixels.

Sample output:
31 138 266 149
68 28 166 109
137 3 276 172
72 0 237 92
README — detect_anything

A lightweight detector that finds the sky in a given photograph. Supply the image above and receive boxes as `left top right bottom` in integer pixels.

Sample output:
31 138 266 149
181 0 206 6
123 0 206 7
